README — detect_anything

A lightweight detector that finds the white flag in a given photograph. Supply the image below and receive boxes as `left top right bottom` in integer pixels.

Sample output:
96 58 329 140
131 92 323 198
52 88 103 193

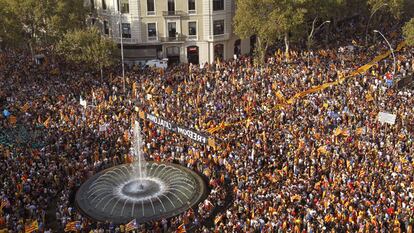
80 96 87 108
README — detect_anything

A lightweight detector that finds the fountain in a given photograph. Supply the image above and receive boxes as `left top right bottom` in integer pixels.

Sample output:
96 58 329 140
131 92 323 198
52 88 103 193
76 121 207 224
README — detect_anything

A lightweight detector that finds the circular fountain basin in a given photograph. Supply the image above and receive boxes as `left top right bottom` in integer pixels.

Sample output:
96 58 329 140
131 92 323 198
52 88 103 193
76 162 207 224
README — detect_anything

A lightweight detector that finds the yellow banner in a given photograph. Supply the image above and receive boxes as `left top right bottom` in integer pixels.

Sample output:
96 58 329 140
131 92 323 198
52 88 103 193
285 41 405 104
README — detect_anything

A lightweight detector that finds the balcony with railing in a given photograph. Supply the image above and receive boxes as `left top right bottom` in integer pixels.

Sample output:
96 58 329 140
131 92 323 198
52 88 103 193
147 36 159 42
160 35 187 43
187 35 198 40
208 33 230 41
113 37 139 44
162 10 186 17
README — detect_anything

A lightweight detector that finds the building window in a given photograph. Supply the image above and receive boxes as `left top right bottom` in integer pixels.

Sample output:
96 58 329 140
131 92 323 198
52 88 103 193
147 0 155 15
147 23 157 40
102 0 107 10
166 46 180 56
122 23 131 38
103 21 109 35
188 0 195 13
188 22 197 36
168 22 177 38
121 0 129 13
213 20 224 35
213 0 224 11
168 0 175 12
214 44 224 60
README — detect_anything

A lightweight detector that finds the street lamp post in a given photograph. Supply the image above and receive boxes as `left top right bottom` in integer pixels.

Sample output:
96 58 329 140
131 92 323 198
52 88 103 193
307 19 330 67
119 10 126 94
373 29 396 76
114 0 126 94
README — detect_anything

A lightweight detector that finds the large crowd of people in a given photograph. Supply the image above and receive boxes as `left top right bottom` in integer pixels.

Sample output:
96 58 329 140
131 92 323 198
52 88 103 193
1 17 414 233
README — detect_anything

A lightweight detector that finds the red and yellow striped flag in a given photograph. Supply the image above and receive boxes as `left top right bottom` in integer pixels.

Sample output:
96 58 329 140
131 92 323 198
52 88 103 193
25 220 39 233
125 219 137 232
0 199 9 210
176 223 186 233
64 221 80 232
21 103 30 112
43 116 51 128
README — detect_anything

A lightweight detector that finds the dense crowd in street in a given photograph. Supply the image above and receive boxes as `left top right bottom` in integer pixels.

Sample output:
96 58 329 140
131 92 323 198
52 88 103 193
1 18 414 232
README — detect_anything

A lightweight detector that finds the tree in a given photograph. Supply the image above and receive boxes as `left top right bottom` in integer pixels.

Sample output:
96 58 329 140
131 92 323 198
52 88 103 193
364 0 404 45
305 0 345 22
403 18 414 46
6 0 50 53
3 0 87 51
47 0 88 45
0 0 24 48
367 0 404 19
56 27 116 81
234 0 307 64
304 0 344 47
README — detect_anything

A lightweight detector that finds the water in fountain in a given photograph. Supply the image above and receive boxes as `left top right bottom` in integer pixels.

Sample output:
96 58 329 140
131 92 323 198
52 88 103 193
132 121 146 188
78 120 207 224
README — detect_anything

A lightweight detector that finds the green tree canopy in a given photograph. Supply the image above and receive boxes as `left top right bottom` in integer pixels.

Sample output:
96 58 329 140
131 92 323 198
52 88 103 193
1 0 87 50
367 0 404 19
47 0 88 44
305 0 345 21
56 27 116 79
0 0 24 47
403 18 414 46
234 0 307 64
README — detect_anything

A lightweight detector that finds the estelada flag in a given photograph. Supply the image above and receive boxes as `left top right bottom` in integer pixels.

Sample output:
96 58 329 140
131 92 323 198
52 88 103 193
0 198 10 210
43 116 51 128
125 219 138 232
64 221 80 232
24 220 39 233
21 103 30 113
176 223 186 233
214 214 223 225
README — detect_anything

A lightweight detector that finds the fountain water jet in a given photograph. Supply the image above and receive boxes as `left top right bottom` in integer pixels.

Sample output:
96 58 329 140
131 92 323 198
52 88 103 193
76 120 207 224
132 121 146 182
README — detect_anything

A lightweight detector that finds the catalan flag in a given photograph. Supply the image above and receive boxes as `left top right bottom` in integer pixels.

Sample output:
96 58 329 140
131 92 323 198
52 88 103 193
125 219 138 232
64 221 80 232
21 103 30 113
214 214 223 225
0 198 9 210
43 116 51 128
24 220 39 233
317 146 328 155
275 91 285 102
176 223 186 233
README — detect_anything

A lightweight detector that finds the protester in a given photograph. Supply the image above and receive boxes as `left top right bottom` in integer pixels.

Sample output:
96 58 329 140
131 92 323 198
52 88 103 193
1 18 413 233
